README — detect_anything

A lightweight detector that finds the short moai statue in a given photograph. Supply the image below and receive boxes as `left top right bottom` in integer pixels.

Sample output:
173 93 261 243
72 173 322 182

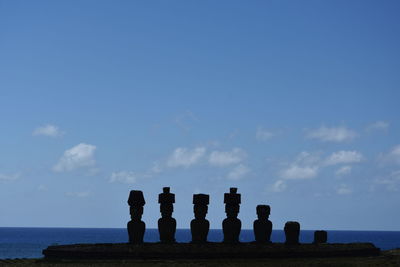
191 194 210 243
127 190 146 244
253 205 272 243
313 230 328 244
222 188 241 243
284 221 300 245
158 187 176 243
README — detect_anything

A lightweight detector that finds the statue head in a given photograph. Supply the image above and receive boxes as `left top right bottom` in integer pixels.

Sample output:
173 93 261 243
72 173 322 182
160 203 173 218
256 205 271 220
194 204 208 220
225 204 240 218
128 190 145 206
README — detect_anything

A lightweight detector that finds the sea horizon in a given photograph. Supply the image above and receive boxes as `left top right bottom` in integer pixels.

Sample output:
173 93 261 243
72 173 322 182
1 227 400 259
1 226 400 232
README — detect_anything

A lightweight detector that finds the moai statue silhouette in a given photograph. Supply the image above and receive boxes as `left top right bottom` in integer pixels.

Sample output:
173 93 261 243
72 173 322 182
253 205 272 243
191 194 210 243
127 190 145 244
222 188 241 243
313 230 328 244
158 187 176 243
284 221 300 245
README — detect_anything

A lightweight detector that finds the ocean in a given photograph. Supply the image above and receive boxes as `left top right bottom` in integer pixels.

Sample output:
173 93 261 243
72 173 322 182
1 227 400 259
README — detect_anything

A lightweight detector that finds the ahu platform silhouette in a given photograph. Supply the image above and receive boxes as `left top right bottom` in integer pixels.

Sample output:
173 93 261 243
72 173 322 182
42 187 380 260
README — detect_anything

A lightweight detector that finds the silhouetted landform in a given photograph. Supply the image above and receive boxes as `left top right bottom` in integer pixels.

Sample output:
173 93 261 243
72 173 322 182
127 190 145 244
158 187 176 243
191 194 210 243
284 221 300 245
41 187 383 261
223 188 241 243
314 230 328 244
42 242 380 260
253 205 272 243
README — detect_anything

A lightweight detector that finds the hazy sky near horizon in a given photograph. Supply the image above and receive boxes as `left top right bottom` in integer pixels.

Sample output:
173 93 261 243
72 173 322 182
1 0 400 231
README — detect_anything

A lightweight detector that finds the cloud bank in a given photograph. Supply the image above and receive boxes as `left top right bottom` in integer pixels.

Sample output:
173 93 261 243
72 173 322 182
167 147 206 168
256 128 275 141
307 126 357 142
109 171 138 184
53 143 96 172
367 121 389 132
209 148 246 167
336 165 352 176
324 151 364 166
227 164 250 180
33 124 63 137
336 184 352 195
0 173 20 182
281 165 318 180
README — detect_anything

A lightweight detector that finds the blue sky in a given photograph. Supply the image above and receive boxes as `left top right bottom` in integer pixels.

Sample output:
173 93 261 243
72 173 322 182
1 0 399 231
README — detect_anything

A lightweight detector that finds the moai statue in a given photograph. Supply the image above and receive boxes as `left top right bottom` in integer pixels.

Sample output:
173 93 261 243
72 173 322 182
191 194 210 243
313 230 328 244
222 188 241 243
127 190 146 244
253 205 272 243
284 221 300 245
158 187 176 243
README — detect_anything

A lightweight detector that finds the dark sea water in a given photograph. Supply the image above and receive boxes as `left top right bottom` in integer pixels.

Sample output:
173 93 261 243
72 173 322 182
1 227 400 259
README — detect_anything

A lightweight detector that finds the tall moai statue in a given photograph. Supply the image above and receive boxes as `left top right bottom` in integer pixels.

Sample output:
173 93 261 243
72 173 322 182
191 194 210 243
253 205 272 243
158 187 176 243
222 187 241 243
127 190 146 244
284 221 300 245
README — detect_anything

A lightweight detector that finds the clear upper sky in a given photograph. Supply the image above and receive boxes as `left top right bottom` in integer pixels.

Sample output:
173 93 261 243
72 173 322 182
0 0 399 231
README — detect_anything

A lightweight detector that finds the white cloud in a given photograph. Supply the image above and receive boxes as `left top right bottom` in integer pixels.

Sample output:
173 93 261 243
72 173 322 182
110 171 138 184
375 170 400 191
384 145 400 165
272 180 287 192
278 150 362 180
336 184 352 195
307 126 357 142
53 143 96 172
367 121 389 132
65 191 91 198
389 145 400 156
281 165 318 180
33 124 63 137
167 147 206 168
378 145 400 166
324 151 364 166
209 148 246 167
279 151 319 180
227 164 250 180
336 165 352 176
294 151 321 166
0 173 20 182
150 161 163 174
256 128 274 141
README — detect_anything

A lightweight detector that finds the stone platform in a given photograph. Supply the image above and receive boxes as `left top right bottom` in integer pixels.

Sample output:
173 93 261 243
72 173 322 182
42 242 380 260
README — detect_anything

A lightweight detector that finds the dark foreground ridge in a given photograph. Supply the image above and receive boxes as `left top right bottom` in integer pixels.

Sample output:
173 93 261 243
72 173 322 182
42 242 380 260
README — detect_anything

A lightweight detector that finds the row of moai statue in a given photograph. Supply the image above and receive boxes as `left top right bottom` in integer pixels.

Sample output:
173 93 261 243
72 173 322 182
127 187 327 245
